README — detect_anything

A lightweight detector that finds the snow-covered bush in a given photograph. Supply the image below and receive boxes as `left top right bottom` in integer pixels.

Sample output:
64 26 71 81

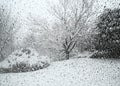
90 51 119 58
0 48 50 73
93 8 120 58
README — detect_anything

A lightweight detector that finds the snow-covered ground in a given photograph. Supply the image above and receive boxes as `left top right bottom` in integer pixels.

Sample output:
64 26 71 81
0 58 120 86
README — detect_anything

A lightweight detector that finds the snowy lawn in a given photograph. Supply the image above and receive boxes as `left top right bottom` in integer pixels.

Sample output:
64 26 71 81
0 58 120 86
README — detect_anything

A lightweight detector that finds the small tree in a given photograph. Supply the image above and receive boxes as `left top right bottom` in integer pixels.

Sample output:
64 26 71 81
94 8 120 56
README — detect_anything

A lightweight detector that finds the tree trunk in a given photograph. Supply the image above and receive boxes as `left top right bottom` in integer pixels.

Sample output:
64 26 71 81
0 53 4 61
65 52 69 60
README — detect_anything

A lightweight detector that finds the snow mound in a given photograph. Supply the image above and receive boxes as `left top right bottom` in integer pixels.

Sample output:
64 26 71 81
0 48 50 69
0 58 120 86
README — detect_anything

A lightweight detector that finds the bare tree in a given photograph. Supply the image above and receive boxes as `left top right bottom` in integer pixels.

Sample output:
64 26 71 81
49 0 95 59
27 0 95 60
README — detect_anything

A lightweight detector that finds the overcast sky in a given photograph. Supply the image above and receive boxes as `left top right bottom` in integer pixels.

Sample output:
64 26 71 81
1 0 120 23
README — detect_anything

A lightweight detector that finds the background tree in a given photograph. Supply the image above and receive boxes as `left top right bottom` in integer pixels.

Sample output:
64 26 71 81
94 8 120 57
0 3 17 61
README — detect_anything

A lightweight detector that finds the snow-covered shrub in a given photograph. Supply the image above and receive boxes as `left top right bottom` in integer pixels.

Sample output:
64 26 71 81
0 48 50 73
90 51 104 58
